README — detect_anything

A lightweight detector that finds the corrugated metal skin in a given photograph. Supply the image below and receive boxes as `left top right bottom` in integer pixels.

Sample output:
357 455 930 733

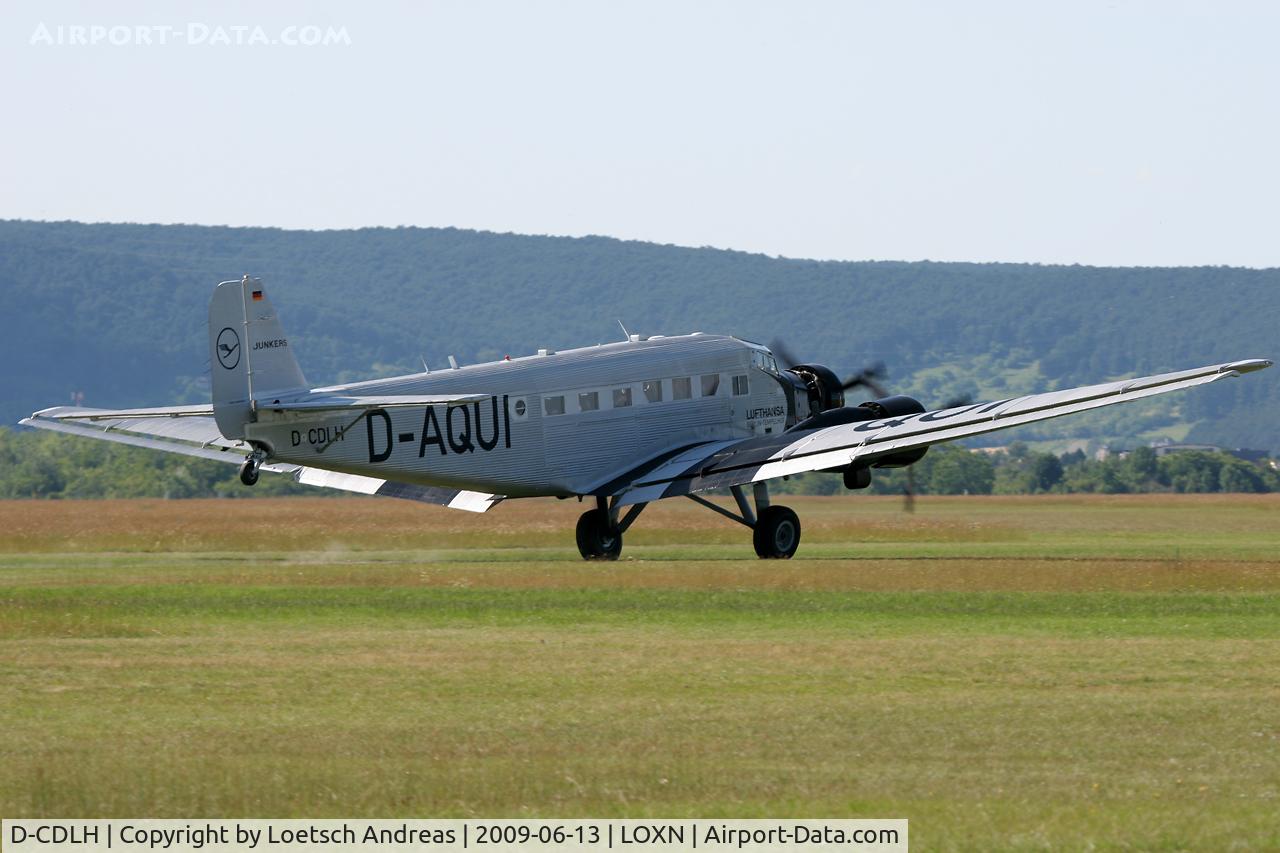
253 334 785 496
317 333 745 395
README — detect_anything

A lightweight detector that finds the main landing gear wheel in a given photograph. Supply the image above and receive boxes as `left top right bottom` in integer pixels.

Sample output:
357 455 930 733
576 508 622 561
753 505 801 559
238 456 261 487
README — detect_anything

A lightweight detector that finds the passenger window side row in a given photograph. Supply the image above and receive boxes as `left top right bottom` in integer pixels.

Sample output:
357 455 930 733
543 372 748 415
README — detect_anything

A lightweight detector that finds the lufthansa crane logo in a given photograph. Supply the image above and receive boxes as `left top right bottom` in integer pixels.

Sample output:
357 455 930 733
216 327 241 370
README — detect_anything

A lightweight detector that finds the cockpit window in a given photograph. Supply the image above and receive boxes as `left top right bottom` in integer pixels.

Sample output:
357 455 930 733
753 351 780 374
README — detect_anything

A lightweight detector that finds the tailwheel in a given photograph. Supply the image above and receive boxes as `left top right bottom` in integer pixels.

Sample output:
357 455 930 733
753 505 801 559
576 508 622 561
238 456 261 486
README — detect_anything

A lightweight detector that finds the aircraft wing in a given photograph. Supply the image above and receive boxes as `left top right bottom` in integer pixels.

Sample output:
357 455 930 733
614 358 1272 507
19 405 503 512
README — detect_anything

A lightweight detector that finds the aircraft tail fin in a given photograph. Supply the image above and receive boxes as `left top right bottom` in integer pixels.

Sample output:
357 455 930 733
209 275 308 439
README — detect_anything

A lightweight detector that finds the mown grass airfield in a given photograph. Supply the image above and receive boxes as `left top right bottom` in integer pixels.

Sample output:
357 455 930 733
2 494 1278 850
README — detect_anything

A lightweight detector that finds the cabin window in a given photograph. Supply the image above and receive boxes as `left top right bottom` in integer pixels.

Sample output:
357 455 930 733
613 387 633 408
701 374 720 397
643 379 663 403
732 374 750 396
673 377 692 400
544 395 565 416
578 390 600 412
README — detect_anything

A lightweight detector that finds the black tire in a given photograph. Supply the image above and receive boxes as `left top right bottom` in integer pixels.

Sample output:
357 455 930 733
843 465 872 490
575 508 622 561
753 505 801 559
238 458 260 487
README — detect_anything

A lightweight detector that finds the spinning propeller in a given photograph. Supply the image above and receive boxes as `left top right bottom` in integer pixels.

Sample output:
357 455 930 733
769 339 974 511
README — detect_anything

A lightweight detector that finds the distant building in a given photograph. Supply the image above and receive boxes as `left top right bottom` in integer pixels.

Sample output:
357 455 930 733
1149 441 1269 464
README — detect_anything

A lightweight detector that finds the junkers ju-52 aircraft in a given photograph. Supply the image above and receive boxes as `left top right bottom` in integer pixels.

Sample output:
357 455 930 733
23 276 1271 560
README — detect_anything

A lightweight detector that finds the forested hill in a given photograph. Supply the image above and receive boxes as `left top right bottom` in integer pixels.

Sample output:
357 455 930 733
2 219 1276 453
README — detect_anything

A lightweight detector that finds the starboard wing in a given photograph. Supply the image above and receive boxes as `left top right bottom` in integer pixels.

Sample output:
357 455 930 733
613 358 1272 506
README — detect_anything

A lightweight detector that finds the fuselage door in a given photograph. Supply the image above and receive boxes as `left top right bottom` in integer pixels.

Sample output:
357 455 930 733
747 350 789 435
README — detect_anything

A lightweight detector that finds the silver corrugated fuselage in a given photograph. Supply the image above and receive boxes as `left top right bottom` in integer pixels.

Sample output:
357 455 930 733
248 334 790 497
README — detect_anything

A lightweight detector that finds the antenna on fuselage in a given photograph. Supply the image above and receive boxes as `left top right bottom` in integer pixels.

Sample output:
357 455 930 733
448 355 459 370
617 320 630 341
420 355 430 373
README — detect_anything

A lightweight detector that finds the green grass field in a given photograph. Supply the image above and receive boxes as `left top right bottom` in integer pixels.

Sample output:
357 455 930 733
1 495 1278 851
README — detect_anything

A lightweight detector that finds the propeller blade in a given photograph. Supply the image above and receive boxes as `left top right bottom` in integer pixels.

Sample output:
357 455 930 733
840 361 888 392
769 339 800 370
861 379 890 399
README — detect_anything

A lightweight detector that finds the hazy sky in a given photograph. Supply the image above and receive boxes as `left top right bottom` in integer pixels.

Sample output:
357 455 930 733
4 1 1278 267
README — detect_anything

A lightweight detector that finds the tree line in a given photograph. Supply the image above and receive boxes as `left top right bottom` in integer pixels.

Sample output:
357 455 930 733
776 442 1280 496
2 430 1276 500
3 219 1278 455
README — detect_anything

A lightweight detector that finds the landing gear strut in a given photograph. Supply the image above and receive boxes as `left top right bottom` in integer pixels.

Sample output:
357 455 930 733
574 483 800 560
685 481 800 559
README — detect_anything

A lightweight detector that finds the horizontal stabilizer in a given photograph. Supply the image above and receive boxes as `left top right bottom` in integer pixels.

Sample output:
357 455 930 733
34 404 215 421
20 406 504 512
21 407 274 465
36 394 494 422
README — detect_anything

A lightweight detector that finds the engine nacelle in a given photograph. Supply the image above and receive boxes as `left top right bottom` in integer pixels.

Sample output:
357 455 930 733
858 395 929 468
858 395 926 419
785 364 845 414
796 394 930 483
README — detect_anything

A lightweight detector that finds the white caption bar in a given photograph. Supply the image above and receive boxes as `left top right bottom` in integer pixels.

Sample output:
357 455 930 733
4 820 906 853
